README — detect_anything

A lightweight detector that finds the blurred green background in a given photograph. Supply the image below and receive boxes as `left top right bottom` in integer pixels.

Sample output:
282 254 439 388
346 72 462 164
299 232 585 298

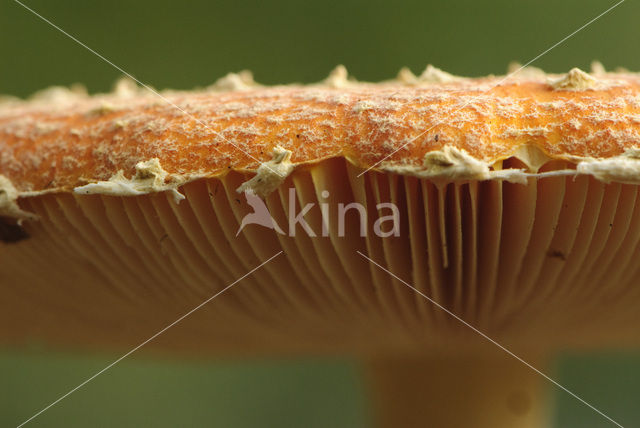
1 0 640 426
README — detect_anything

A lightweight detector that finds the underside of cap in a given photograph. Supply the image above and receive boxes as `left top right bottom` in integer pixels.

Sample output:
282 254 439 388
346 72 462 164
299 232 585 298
2 158 640 354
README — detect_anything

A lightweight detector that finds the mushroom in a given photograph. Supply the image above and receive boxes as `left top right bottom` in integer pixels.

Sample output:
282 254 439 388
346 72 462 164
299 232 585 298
2 67 640 427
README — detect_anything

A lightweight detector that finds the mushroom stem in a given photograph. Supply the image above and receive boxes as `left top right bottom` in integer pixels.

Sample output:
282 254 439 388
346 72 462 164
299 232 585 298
365 353 551 428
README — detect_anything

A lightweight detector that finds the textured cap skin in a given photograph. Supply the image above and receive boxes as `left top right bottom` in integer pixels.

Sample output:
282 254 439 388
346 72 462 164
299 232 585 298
2 67 640 195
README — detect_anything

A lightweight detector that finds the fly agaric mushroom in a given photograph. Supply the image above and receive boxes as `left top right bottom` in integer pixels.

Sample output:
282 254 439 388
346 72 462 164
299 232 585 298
2 65 640 427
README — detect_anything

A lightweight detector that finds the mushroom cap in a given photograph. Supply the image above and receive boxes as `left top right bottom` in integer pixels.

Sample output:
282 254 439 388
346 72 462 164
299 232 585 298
2 68 640 355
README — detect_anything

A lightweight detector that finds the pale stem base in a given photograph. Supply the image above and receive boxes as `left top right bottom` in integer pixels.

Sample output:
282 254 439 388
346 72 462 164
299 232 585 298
365 353 551 428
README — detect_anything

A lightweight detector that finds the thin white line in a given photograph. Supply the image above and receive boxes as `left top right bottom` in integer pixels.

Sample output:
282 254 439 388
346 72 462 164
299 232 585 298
356 0 625 178
357 251 625 428
16 251 283 428
12 0 283 177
